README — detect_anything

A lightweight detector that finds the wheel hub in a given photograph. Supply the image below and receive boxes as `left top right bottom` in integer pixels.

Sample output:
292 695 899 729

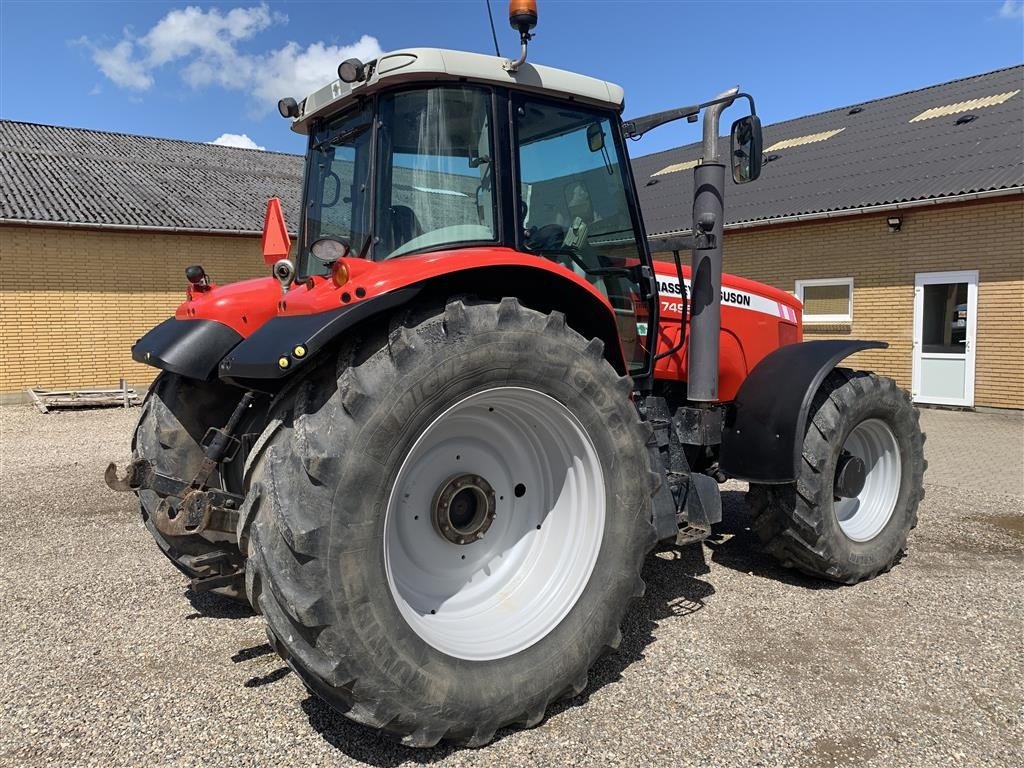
834 451 867 499
432 474 497 544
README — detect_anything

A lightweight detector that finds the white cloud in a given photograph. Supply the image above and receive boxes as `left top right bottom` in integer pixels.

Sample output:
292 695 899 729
249 36 383 104
85 3 382 112
209 132 265 150
143 4 277 67
1000 0 1024 18
92 39 153 90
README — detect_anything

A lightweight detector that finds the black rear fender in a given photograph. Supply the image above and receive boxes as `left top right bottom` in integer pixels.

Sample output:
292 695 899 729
218 287 420 386
132 318 242 381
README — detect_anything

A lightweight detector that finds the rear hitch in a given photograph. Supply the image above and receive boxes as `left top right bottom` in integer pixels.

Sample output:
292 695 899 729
105 458 245 535
104 459 148 493
104 391 257 537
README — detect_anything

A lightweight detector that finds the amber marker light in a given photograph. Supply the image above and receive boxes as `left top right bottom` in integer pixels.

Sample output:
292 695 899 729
332 260 350 288
278 356 290 369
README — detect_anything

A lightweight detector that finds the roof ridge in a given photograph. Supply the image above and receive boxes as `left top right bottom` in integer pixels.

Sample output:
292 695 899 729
0 119 303 159
633 64 1024 162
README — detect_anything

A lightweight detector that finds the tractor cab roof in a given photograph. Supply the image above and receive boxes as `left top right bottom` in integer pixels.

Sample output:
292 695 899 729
289 47 626 134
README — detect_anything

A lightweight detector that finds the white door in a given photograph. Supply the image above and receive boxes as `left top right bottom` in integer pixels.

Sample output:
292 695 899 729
912 270 978 407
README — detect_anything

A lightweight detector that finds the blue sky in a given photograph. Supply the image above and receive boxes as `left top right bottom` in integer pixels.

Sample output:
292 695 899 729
1 1 1022 158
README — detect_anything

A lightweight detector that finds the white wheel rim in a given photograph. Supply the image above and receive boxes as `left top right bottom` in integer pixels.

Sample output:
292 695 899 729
834 418 902 542
383 387 605 661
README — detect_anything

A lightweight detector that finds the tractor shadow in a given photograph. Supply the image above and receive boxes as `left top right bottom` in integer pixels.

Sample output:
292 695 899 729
183 587 257 619
704 489 843 590
300 542 717 764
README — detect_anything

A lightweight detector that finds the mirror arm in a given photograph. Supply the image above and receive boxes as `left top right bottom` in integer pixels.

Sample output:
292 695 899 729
647 231 715 254
623 93 757 141
622 106 700 139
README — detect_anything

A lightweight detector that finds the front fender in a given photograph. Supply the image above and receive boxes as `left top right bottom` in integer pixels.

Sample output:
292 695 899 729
719 340 888 483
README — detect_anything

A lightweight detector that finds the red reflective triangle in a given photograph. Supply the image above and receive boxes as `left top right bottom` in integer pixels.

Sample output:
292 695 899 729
261 197 291 264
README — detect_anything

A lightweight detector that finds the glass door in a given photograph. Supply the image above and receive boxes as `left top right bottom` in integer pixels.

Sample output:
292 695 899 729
912 270 978 407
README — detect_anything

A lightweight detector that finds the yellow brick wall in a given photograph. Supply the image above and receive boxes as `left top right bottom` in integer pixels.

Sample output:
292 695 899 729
0 226 268 394
655 196 1024 409
3 197 1022 409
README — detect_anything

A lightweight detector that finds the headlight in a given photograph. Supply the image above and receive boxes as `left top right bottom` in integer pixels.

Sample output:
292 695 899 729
310 237 350 265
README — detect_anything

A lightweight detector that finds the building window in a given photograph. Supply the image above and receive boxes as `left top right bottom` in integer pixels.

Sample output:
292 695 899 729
796 278 854 323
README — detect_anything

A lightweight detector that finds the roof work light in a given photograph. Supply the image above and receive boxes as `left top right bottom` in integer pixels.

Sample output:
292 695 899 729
277 97 299 119
338 58 366 84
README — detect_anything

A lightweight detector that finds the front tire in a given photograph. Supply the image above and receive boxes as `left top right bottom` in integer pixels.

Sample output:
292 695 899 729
245 298 658 746
747 368 925 584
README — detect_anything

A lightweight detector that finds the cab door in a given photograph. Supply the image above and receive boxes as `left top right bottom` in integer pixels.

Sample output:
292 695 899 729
511 94 655 377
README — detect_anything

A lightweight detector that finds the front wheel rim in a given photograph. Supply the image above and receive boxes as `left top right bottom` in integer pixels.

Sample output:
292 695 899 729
834 418 902 542
383 386 606 661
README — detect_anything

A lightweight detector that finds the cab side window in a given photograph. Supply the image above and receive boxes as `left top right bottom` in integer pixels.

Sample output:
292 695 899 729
514 98 649 372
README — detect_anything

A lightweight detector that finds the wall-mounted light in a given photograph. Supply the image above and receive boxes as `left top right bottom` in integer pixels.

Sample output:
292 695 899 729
887 216 902 233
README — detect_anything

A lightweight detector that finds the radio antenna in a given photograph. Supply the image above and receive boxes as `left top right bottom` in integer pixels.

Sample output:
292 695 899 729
486 0 502 57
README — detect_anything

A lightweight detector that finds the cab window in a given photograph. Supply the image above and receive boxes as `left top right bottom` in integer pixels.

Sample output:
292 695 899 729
375 86 498 259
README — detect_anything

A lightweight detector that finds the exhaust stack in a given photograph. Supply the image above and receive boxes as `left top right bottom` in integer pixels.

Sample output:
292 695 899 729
688 87 738 402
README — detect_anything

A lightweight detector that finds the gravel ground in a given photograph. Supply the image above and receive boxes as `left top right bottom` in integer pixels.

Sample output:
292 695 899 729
0 402 1021 768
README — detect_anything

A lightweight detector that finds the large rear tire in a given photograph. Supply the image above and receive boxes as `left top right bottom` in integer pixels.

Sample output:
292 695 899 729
133 373 251 601
747 368 926 584
245 298 658 747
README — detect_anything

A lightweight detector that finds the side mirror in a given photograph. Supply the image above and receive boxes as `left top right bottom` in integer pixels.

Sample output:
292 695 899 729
321 171 341 208
586 122 605 152
730 114 763 184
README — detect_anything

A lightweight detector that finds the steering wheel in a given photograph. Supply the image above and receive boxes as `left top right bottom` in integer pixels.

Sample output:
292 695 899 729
524 223 565 251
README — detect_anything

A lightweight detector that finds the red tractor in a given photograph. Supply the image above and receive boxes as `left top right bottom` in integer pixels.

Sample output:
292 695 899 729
108 3 924 748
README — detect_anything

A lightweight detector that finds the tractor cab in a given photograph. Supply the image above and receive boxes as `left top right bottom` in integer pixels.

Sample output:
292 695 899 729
282 48 655 374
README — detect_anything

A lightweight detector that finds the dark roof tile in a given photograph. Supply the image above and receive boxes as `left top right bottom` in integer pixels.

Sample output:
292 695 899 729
0 121 304 232
631 65 1024 235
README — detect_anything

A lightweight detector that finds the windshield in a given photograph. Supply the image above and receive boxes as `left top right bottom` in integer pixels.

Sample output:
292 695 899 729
376 86 496 258
300 102 374 276
515 98 650 373
299 86 497 275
